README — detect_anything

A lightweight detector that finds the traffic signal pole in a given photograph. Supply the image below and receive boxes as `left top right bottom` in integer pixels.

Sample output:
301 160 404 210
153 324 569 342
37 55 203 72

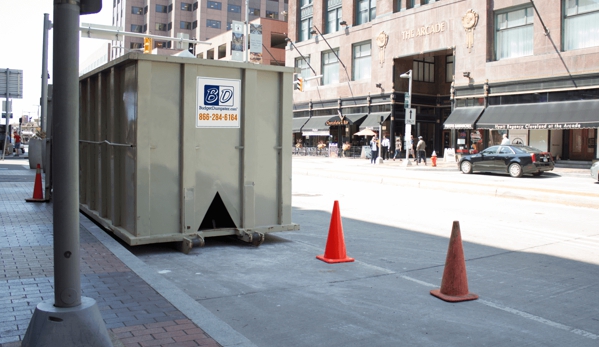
22 1 113 346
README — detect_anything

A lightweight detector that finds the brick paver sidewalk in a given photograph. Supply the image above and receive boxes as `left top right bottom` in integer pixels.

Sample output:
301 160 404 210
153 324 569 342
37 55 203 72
0 167 220 347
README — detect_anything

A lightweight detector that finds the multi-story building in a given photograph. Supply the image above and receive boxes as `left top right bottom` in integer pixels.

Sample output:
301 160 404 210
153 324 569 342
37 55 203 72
112 0 289 58
287 0 599 161
195 17 288 65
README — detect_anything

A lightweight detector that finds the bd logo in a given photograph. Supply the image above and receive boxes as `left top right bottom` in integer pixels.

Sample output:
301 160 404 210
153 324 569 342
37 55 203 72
204 85 234 106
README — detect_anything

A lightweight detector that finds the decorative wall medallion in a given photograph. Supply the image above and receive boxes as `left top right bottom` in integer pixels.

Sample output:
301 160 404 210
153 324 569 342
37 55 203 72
462 9 479 53
376 31 389 67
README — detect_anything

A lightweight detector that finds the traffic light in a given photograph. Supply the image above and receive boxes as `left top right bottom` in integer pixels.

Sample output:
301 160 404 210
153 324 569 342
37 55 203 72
143 37 153 54
404 92 410 109
294 75 304 91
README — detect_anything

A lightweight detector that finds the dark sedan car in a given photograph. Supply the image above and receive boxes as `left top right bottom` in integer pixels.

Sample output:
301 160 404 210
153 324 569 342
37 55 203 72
458 145 554 178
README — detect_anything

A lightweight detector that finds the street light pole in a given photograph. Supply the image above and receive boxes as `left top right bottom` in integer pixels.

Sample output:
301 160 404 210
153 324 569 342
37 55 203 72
400 70 413 167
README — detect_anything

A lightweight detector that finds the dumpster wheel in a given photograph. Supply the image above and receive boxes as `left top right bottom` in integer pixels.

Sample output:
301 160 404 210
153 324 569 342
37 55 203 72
178 235 205 254
237 230 265 246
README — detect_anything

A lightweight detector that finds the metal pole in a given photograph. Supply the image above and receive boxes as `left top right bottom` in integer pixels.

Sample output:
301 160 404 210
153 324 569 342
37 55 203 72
2 69 10 161
404 70 413 166
41 13 50 133
23 2 113 345
53 0 81 309
244 0 249 63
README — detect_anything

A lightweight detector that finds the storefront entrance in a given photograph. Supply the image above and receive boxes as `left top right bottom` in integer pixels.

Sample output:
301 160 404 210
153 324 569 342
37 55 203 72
570 129 596 161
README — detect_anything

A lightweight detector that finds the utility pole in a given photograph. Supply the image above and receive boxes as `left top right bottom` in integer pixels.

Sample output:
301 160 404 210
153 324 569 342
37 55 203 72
22 1 113 346
401 70 414 167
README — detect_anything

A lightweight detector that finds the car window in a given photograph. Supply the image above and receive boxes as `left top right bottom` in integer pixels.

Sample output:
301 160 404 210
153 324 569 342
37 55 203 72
499 146 514 154
511 145 540 153
481 146 498 155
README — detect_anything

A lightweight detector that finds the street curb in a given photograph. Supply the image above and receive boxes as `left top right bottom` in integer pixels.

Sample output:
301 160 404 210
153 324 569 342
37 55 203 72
80 216 258 347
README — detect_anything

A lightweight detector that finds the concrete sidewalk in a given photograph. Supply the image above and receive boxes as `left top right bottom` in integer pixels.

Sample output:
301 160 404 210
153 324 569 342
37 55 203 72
0 159 252 347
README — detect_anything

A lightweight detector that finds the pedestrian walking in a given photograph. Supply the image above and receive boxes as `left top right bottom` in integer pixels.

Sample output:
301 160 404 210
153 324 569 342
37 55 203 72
13 131 21 157
393 135 402 161
370 135 379 164
409 135 416 161
381 135 390 160
416 135 427 165
501 133 510 145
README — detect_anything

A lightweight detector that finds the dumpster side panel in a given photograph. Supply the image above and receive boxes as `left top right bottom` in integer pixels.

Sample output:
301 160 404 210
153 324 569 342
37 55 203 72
280 71 293 225
191 66 243 230
79 79 90 208
242 69 279 227
136 60 181 237
122 63 138 234
100 71 110 218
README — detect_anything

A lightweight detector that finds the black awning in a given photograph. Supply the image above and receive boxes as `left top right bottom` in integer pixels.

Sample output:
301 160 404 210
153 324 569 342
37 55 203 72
301 116 330 132
292 117 309 133
325 113 367 126
443 106 485 129
476 100 599 130
359 112 390 129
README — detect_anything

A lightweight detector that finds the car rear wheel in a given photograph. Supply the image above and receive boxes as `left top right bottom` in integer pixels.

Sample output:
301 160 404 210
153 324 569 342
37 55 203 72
460 161 473 174
509 163 523 178
532 171 543 177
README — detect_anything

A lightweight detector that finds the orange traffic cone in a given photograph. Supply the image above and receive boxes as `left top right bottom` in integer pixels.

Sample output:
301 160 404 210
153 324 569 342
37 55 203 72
430 221 478 302
25 164 47 203
316 201 354 264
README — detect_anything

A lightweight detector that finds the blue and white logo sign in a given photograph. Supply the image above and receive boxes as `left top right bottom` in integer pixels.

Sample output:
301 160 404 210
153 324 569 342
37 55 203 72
196 77 241 128
204 85 235 106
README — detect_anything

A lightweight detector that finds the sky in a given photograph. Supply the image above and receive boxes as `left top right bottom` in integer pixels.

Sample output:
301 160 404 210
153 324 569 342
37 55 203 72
0 0 113 122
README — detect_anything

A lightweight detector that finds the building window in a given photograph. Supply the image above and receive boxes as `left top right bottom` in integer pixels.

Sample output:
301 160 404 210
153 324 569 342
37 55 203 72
155 23 167 31
295 56 311 79
322 49 340 85
249 7 260 16
299 17 313 41
131 24 143 33
181 2 193 11
207 19 221 29
495 7 534 60
564 0 599 50
131 6 143 15
207 1 221 10
356 0 376 25
326 3 342 34
299 0 314 42
352 42 371 81
193 2 199 11
156 4 167 13
193 20 198 29
266 10 278 19
413 57 435 82
130 42 143 49
228 4 241 12
168 22 172 31
445 55 454 82
180 21 192 30
156 41 171 49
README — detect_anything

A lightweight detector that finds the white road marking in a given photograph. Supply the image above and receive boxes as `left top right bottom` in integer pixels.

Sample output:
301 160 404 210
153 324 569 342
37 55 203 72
400 275 598 340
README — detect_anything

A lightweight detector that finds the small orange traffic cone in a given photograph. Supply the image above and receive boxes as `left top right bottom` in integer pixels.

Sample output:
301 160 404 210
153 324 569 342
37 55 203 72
430 221 478 302
25 164 47 203
316 201 354 264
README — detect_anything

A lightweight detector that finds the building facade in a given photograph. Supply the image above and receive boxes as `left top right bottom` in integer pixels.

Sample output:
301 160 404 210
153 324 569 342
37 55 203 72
112 0 289 58
287 0 599 161
195 17 288 65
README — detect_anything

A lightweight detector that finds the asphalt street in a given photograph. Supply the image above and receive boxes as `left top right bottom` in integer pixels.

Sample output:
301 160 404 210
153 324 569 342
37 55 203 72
128 156 599 347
